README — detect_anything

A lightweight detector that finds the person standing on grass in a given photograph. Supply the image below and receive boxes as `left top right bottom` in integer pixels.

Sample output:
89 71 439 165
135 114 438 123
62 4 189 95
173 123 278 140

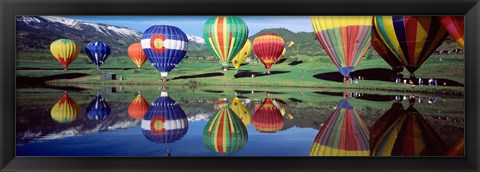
428 78 433 86
418 77 423 86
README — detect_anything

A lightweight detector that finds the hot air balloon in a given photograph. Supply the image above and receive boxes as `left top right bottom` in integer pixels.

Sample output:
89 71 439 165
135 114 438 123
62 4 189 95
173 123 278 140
50 39 81 70
253 33 285 74
274 48 287 64
128 43 148 70
231 39 252 73
438 16 464 48
311 16 373 82
229 97 251 126
85 94 111 120
374 16 448 79
287 41 295 47
128 92 150 120
141 25 188 82
371 104 447 156
445 137 464 156
252 98 284 133
310 99 370 156
50 92 81 123
203 16 249 71
272 98 286 116
371 29 404 74
203 102 248 155
141 92 188 144
85 41 111 70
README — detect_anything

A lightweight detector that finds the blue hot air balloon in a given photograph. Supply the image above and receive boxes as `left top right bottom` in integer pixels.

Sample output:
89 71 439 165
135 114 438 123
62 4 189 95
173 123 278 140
141 25 188 81
141 92 189 144
86 94 111 120
85 41 111 69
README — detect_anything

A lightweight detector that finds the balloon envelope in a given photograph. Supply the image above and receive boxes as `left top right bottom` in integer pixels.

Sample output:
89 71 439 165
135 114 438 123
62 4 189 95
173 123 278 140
128 43 148 68
252 98 284 133
438 16 464 48
311 16 373 77
231 39 252 69
50 93 81 123
253 33 285 70
203 103 248 155
128 93 150 120
310 99 370 156
371 29 404 73
229 97 252 126
203 16 249 68
445 137 464 156
50 39 81 70
141 25 188 78
141 92 188 144
374 16 448 75
85 41 111 68
85 94 111 120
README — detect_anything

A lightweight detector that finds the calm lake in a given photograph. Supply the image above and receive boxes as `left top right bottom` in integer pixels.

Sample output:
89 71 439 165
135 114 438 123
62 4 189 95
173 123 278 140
16 86 464 156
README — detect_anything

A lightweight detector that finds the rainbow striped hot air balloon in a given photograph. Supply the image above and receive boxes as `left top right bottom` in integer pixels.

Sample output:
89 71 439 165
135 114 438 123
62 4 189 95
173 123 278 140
50 92 81 123
85 41 111 70
374 16 448 79
231 39 252 73
438 16 464 48
371 29 404 74
252 98 284 133
141 92 188 144
311 16 373 82
253 33 285 74
203 16 249 71
229 97 252 126
310 99 370 156
50 39 81 70
203 102 248 155
128 93 150 120
128 43 148 70
85 94 111 121
371 104 447 156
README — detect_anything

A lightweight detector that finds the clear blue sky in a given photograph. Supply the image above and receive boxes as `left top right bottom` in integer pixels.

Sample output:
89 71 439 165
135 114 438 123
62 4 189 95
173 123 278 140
66 16 314 37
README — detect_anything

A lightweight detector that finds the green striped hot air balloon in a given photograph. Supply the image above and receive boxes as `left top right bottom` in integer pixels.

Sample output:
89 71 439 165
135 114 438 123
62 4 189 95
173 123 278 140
203 16 249 71
203 101 248 155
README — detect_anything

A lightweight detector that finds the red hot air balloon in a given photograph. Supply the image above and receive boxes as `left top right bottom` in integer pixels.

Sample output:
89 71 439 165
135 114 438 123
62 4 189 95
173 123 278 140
438 16 464 48
128 92 150 120
252 98 284 133
253 33 285 74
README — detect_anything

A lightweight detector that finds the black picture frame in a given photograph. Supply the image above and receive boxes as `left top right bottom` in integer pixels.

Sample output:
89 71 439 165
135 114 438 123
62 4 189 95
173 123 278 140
1 0 478 171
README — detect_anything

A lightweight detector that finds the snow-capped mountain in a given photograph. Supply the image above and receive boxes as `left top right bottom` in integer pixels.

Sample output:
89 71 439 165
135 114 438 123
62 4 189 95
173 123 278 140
16 16 207 55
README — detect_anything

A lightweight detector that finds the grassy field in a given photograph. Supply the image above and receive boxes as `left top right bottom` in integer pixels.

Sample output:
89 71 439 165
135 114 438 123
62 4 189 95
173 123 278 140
16 52 465 94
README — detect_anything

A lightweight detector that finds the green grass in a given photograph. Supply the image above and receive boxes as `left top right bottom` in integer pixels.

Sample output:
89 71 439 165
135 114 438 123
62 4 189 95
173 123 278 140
16 52 465 94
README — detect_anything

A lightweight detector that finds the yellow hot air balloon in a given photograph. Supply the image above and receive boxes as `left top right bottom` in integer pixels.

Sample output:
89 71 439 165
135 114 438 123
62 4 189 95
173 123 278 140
274 48 287 64
231 39 252 72
50 92 81 123
50 39 81 70
229 97 251 126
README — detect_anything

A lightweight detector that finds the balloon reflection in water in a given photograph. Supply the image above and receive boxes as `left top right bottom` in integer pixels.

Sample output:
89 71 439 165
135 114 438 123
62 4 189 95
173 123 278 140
50 92 81 123
310 99 370 156
128 93 150 120
229 97 252 127
272 98 286 116
142 92 188 144
252 98 284 133
203 101 248 155
445 137 464 156
85 94 111 120
371 103 447 156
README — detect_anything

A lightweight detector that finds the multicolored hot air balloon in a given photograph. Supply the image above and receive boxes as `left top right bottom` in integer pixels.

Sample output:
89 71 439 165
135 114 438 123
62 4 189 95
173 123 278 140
141 25 188 81
50 92 81 123
203 102 248 155
252 98 284 133
374 16 448 78
231 39 252 73
310 99 370 156
128 43 148 70
85 94 111 120
253 33 285 74
371 30 404 74
128 93 150 120
229 97 251 126
274 48 287 64
445 137 464 156
50 39 81 70
203 16 249 71
141 92 188 144
272 98 286 116
438 16 464 48
371 105 447 156
85 41 111 69
311 16 373 82
370 102 405 145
